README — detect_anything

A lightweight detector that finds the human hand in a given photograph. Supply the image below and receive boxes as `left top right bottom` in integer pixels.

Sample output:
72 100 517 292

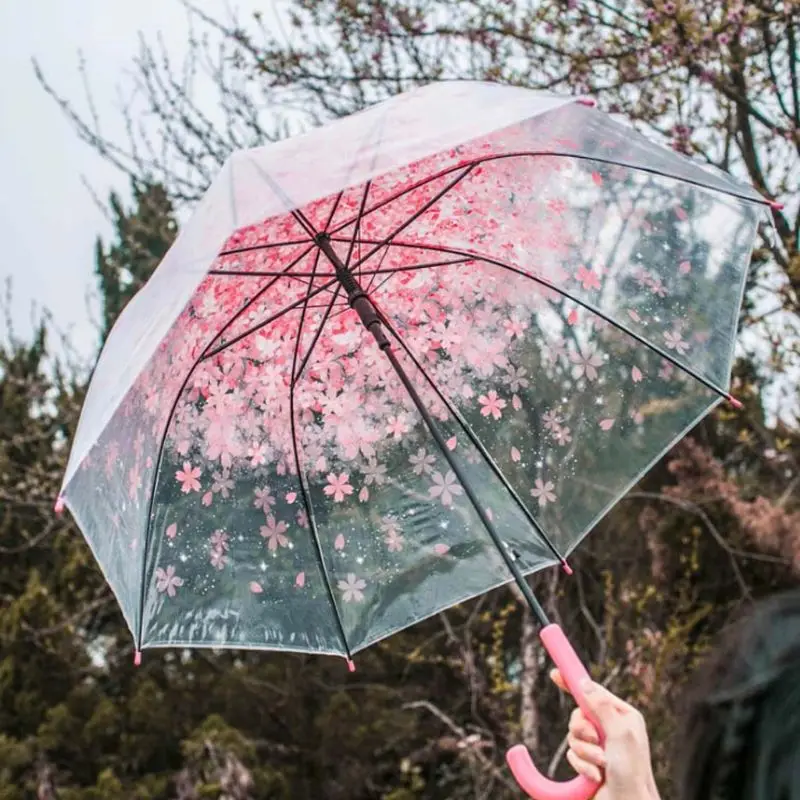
550 669 660 800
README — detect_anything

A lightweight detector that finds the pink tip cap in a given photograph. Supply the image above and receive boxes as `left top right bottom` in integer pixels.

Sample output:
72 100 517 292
576 97 596 107
726 394 744 410
561 560 574 576
54 496 65 514
346 658 356 673
768 200 784 211
134 650 142 666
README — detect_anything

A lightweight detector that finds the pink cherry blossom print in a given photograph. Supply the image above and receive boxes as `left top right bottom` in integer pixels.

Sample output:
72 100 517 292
570 347 604 381
386 414 411 439
359 486 369 502
211 470 234 498
210 530 230 551
530 479 557 507
285 492 297 504
338 574 366 603
334 533 346 551
478 390 506 420
675 205 688 221
175 462 201 493
254 486 276 512
542 409 562 433
295 572 306 588
324 473 354 502
446 437 457 450
512 394 522 411
575 265 601 291
628 309 641 323
385 529 404 552
599 418 615 431
567 308 579 326
155 565 184 597
679 260 692 274
202 492 213 507
165 523 177 540
433 543 450 556
429 471 463 507
664 329 690 354
260 516 289 551
591 171 603 186
511 446 521 463
632 366 643 383
210 548 228 570
503 317 528 338
409 447 436 475
249 581 264 594
554 426 572 446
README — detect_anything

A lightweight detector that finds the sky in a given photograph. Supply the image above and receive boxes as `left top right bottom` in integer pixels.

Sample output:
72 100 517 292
0 1 261 363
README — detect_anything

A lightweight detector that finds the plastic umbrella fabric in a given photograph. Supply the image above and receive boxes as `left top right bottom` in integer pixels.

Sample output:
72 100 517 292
58 82 771 799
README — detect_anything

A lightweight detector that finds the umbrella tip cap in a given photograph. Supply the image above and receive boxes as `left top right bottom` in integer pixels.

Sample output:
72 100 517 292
54 496 65 515
577 97 596 107
726 394 744 410
561 561 573 576
768 199 784 211
346 658 356 673
134 650 142 667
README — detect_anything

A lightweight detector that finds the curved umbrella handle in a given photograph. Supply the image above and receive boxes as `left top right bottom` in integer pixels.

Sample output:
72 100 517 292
506 624 603 800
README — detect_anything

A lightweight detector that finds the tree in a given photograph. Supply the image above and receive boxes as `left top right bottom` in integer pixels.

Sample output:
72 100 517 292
18 0 800 796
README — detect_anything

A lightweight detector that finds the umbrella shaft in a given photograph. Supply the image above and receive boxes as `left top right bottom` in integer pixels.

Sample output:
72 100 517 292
315 232 551 628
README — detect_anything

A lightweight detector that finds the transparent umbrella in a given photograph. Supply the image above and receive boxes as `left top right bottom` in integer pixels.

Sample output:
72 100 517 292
58 81 774 800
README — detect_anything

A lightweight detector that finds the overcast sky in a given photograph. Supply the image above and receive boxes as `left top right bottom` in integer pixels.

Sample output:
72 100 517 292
0 1 262 362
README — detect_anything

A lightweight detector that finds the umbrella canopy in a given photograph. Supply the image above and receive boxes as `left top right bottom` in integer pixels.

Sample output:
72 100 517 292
60 81 767 661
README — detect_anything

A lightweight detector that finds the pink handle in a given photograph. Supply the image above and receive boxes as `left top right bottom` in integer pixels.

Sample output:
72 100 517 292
506 624 603 800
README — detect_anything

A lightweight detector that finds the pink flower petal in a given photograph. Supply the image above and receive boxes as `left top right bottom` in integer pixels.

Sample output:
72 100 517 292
628 309 641 323
567 308 579 325
359 486 369 502
334 534 346 551
512 394 522 411
433 543 450 556
166 523 177 540
446 436 457 450
295 571 306 588
591 171 603 186
249 581 263 594
202 492 213 507
632 366 643 383
599 418 615 431
511 446 521 463
285 492 297 504
679 260 692 274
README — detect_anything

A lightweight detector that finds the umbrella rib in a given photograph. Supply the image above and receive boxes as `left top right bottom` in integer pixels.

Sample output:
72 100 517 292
349 165 476 271
208 258 469 279
370 305 570 572
201 278 337 362
331 237 737 404
294 284 343 385
288 246 353 661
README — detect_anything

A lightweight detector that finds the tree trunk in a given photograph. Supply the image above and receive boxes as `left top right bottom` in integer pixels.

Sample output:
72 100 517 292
519 604 540 753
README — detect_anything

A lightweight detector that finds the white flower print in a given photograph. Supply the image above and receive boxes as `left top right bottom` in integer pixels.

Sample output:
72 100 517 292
338 573 366 603
429 471 463 507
